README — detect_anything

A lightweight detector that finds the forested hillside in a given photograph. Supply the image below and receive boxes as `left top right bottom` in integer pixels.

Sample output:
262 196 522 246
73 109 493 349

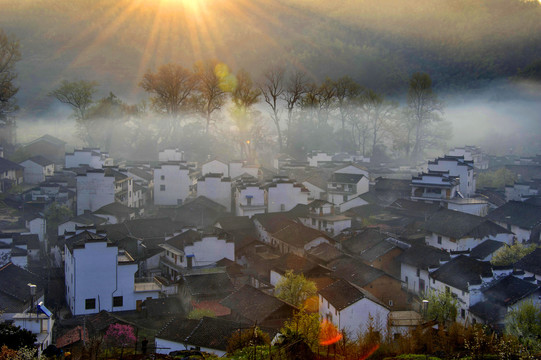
1 0 540 115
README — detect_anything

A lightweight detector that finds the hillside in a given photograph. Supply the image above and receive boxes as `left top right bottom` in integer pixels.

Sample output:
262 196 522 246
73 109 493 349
1 0 541 115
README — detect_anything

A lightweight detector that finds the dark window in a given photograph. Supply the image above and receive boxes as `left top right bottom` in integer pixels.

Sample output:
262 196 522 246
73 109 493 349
160 175 165 180
419 279 425 292
343 195 348 202
416 268 420 277
113 296 123 307
312 218 316 225
160 185 166 191
461 309 465 319
85 298 96 310
437 236 442 244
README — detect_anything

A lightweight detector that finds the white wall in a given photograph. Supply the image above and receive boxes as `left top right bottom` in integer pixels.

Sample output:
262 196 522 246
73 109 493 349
76 171 115 215
197 176 231 212
428 158 475 197
159 149 183 162
401 263 430 295
319 295 390 336
20 160 51 184
425 232 513 252
154 164 190 206
235 185 265 217
267 183 308 212
66 150 104 169
202 160 228 177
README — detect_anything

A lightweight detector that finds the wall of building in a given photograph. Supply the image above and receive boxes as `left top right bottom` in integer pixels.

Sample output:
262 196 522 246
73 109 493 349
267 183 308 213
76 171 115 215
197 176 231 212
153 164 190 206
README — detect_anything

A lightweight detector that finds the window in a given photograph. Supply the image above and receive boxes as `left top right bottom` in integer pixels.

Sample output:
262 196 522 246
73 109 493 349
160 185 166 191
389 300 394 307
85 298 96 310
405 276 408 284
461 309 465 319
312 218 316 225
437 236 442 244
343 195 348 202
416 268 420 277
160 175 165 180
113 296 123 307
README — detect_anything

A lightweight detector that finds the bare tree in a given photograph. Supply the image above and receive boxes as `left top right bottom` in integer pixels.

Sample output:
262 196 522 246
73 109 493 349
0 29 21 120
49 79 98 145
407 72 444 162
335 76 363 151
282 70 307 150
140 63 198 117
359 89 396 156
259 66 285 151
193 60 228 134
231 69 261 161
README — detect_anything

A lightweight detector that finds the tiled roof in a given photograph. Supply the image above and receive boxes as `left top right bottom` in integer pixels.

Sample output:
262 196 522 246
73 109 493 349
253 213 295 233
397 243 450 269
143 297 185 318
0 157 23 172
0 262 44 313
272 222 330 249
24 155 54 167
269 253 324 276
220 285 296 322
487 201 541 230
94 202 137 216
515 248 541 275
430 255 492 292
483 275 539 306
26 134 66 147
423 208 511 239
182 272 234 297
327 256 388 287
319 279 370 311
469 240 505 260
307 243 343 264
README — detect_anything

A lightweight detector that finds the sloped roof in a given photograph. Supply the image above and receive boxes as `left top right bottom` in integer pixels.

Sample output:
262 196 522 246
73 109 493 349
269 253 324 276
25 134 66 147
0 262 44 313
127 167 153 182
319 279 379 311
515 248 541 275
23 155 54 167
272 222 330 249
215 216 254 232
330 173 365 184
99 217 181 242
327 256 389 287
423 208 511 239
483 275 539 306
220 285 296 322
341 229 387 255
468 300 507 324
62 213 108 227
182 272 234 297
143 297 185 318
375 178 411 192
359 240 401 263
487 201 541 230
0 157 23 172
469 240 506 260
430 255 492 292
253 213 295 233
307 242 344 264
94 202 137 217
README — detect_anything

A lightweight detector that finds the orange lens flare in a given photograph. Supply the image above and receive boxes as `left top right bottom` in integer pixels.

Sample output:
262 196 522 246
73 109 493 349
319 319 343 346
358 343 380 360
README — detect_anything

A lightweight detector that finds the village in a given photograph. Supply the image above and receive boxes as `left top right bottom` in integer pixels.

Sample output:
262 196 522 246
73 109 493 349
0 136 540 358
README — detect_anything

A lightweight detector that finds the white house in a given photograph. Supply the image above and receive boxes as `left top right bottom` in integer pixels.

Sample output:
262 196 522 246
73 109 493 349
229 160 259 179
65 148 109 169
327 165 370 205
233 177 266 217
427 155 476 198
196 173 232 212
158 148 184 162
19 156 54 184
12 304 54 356
76 169 116 215
448 146 488 170
423 208 514 252
307 151 333 167
300 200 352 235
153 162 191 206
505 182 538 202
202 159 229 177
159 228 235 281
265 177 309 213
319 279 390 336
410 171 460 203
64 231 161 315
487 201 541 243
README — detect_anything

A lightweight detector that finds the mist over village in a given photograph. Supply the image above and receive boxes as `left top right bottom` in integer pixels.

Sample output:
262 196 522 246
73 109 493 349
1 0 541 359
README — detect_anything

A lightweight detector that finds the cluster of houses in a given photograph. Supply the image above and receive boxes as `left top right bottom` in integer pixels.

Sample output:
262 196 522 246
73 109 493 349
0 136 540 356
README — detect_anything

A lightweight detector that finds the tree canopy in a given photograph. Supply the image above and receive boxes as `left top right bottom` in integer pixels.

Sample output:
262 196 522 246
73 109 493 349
275 270 317 308
491 243 537 266
0 28 21 119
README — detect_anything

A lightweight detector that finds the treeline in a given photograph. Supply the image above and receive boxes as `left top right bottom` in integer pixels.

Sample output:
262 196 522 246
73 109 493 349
49 60 450 163
2 0 541 113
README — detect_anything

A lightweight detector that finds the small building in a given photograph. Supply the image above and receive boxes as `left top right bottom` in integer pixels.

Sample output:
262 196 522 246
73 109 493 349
319 278 390 336
153 161 191 206
265 177 309 213
76 169 115 215
427 155 476 197
64 231 160 315
233 176 266 218
22 134 66 165
196 173 232 212
19 156 55 184
487 201 541 243
65 148 109 169
423 208 513 251
0 157 24 191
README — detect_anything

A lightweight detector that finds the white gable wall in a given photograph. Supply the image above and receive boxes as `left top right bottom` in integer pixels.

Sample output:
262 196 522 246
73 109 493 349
76 172 115 215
